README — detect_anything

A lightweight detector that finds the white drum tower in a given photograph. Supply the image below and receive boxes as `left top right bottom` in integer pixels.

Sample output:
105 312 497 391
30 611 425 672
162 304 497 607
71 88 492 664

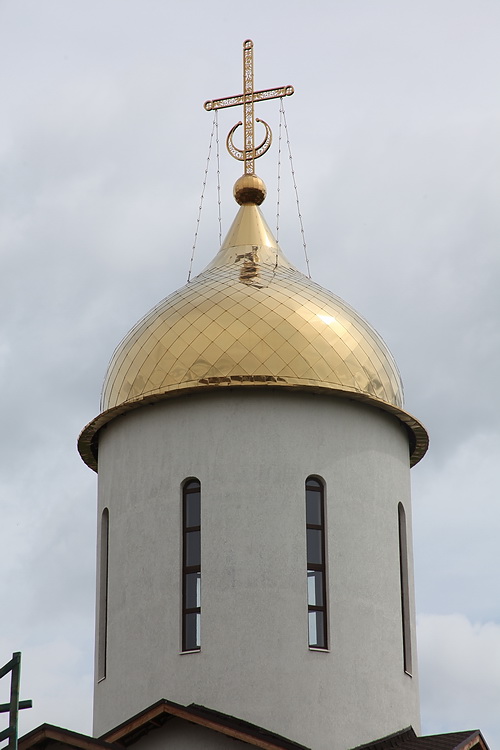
78 40 428 750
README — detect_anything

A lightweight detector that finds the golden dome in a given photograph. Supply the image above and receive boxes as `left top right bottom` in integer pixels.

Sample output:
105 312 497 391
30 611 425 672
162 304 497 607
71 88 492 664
78 187 428 470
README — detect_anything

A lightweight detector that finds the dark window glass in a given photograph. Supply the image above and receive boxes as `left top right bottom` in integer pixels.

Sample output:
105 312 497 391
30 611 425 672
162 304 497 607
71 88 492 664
184 612 200 652
306 490 322 525
185 492 200 528
185 572 201 609
307 528 323 564
185 530 201 567
305 477 328 649
182 479 201 651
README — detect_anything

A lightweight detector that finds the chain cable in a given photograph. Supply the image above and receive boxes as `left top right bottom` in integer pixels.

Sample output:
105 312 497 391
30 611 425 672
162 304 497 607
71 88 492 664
276 100 283 243
281 100 311 278
215 110 222 246
188 111 217 283
272 99 286 271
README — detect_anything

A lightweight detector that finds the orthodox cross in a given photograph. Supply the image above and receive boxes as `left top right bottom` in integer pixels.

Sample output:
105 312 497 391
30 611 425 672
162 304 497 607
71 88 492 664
204 39 294 175
0 653 32 750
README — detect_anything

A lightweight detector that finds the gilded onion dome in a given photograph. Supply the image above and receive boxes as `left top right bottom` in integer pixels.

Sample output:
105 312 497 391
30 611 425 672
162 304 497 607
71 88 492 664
78 174 428 471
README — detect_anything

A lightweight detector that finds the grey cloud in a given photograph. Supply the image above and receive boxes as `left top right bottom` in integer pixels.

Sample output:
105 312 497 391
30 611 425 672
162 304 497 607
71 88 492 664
1 0 499 743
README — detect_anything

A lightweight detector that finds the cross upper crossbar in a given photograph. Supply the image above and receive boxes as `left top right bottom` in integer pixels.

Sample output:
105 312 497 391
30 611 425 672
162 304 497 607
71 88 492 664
204 39 294 175
204 85 294 112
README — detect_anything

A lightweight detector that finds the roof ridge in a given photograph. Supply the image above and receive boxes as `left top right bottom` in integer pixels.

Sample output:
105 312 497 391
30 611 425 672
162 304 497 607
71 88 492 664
350 727 416 750
187 703 310 749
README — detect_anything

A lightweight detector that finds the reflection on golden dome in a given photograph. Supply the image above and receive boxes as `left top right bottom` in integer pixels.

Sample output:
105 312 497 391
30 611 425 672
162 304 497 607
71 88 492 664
78 184 428 471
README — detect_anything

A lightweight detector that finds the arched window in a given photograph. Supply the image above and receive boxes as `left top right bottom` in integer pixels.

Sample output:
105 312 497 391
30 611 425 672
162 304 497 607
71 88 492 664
398 502 412 675
306 477 328 649
97 508 109 680
182 480 201 651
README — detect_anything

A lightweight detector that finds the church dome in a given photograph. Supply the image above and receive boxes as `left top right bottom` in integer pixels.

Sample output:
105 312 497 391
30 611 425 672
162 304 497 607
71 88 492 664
78 191 428 470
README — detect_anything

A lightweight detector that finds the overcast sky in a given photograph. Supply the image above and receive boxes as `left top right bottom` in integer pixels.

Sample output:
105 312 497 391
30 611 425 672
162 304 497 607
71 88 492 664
1 1 499 747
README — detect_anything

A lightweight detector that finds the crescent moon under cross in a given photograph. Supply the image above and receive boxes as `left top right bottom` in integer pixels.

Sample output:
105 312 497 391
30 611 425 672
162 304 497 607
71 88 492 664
226 118 272 164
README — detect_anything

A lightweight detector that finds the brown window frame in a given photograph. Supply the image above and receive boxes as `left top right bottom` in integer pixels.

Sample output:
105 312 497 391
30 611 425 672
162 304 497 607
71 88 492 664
306 477 328 649
182 479 201 652
97 507 109 681
398 502 412 675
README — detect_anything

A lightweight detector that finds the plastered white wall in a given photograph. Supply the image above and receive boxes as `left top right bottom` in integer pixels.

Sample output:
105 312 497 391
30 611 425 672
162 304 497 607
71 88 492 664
93 389 419 750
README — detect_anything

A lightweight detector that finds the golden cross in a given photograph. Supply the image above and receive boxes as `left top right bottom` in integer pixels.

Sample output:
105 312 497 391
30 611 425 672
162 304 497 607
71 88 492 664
204 39 294 175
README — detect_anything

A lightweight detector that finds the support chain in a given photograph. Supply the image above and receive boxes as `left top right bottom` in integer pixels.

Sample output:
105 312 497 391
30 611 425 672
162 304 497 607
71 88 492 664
215 111 222 246
280 99 311 278
275 100 283 244
188 111 219 283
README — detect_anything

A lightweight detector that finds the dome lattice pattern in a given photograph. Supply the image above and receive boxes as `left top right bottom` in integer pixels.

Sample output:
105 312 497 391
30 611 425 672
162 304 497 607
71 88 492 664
79 203 428 470
102 251 403 413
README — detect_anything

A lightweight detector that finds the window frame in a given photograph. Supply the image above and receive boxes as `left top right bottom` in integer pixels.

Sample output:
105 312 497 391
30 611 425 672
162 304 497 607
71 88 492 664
97 507 109 681
182 479 201 652
305 476 328 650
398 502 412 676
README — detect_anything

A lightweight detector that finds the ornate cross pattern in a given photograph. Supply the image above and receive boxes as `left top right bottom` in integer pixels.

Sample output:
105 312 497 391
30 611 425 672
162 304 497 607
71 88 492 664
204 39 294 175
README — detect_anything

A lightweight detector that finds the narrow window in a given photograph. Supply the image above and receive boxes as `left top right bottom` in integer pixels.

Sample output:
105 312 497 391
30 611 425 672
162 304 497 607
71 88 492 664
182 480 201 651
97 508 109 680
398 503 412 675
306 477 328 649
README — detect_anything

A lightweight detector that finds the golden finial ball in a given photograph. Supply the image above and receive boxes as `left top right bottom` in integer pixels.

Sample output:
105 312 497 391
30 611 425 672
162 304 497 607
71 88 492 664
233 174 267 205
